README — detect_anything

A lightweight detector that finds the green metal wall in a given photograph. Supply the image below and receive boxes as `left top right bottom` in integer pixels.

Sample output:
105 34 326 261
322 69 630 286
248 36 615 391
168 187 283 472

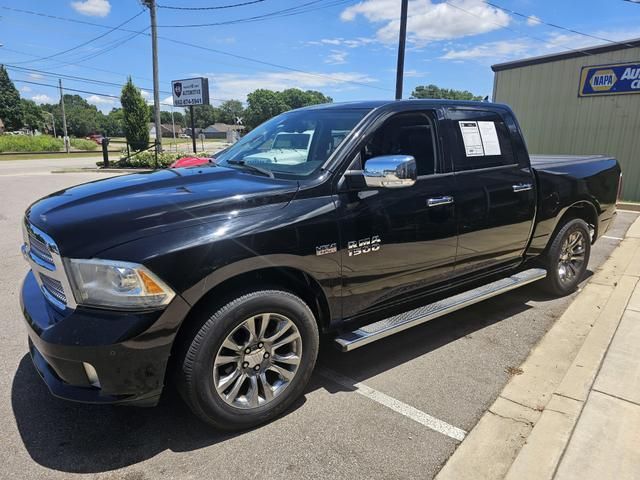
493 48 640 201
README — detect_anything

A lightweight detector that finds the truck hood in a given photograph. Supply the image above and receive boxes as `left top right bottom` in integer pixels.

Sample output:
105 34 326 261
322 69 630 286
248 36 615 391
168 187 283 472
26 165 299 257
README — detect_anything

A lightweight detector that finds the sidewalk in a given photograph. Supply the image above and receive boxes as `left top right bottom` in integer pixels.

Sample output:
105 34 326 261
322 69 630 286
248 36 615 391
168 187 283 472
438 215 640 480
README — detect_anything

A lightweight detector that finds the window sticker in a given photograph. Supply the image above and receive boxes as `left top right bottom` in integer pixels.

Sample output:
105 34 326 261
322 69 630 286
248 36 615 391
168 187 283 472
459 121 484 157
478 121 501 156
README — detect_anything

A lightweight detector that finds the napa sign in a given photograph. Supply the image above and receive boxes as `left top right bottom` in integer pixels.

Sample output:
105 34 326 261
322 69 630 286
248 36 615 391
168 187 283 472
579 62 640 97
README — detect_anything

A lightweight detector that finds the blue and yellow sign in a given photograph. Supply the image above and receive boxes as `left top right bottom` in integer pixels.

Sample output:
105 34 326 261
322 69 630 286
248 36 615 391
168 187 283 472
579 62 640 97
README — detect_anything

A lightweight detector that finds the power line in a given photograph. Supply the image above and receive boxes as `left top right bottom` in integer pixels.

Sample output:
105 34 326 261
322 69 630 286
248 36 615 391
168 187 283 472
9 10 146 66
0 5 390 92
157 0 266 10
444 0 640 66
157 0 351 28
483 1 638 48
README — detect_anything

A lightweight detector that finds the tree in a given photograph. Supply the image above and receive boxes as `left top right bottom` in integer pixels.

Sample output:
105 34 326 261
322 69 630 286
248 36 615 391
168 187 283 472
41 95 103 137
121 77 149 151
20 99 45 132
411 84 483 101
243 88 332 130
100 108 125 137
244 89 288 131
280 89 332 110
160 110 184 127
187 104 220 129
0 65 23 130
218 100 244 125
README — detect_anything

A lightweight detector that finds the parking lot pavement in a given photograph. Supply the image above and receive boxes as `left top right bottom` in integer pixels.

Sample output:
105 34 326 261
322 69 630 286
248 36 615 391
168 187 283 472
1 160 638 479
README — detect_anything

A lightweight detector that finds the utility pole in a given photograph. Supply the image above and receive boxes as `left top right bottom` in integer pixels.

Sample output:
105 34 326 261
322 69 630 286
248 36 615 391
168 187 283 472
58 79 69 153
143 0 162 153
395 0 409 100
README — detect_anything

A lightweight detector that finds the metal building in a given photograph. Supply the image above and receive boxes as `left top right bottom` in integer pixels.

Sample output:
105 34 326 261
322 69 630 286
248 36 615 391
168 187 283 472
492 38 640 201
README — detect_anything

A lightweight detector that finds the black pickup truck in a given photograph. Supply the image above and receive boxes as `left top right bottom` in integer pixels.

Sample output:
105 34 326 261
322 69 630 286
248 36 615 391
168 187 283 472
20 100 620 429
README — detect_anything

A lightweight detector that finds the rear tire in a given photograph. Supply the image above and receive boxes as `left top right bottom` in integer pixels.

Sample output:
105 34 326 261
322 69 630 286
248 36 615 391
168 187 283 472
177 290 319 430
541 218 591 296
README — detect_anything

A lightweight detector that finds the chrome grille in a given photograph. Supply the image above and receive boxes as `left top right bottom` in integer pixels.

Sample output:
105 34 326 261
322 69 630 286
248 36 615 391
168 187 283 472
40 274 67 305
28 229 54 266
22 220 76 310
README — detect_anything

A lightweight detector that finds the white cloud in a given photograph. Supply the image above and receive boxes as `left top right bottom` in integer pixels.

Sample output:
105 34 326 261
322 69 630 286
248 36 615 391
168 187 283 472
162 96 174 106
306 37 377 48
526 15 542 26
341 0 510 44
28 73 43 80
86 94 115 105
441 40 530 60
404 69 428 78
202 71 378 101
325 50 349 65
71 0 111 17
31 94 53 104
439 28 640 65
20 86 32 93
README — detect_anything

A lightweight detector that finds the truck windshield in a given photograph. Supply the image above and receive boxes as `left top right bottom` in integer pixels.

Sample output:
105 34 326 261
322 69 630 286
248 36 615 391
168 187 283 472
216 108 370 179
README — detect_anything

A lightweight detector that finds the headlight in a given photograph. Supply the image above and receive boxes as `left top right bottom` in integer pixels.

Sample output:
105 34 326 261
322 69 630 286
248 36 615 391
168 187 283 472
67 259 175 310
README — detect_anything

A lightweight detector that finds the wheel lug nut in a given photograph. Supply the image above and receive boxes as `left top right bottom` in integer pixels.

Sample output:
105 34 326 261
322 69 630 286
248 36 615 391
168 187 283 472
253 365 260 371
242 362 249 368
245 347 251 354
264 352 270 359
258 342 264 348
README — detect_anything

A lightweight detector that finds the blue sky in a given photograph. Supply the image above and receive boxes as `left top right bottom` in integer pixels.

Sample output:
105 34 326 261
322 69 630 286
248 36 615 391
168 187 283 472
1 0 639 112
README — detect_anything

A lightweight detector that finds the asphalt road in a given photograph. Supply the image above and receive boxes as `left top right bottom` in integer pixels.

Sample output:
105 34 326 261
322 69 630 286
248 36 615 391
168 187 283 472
0 158 637 480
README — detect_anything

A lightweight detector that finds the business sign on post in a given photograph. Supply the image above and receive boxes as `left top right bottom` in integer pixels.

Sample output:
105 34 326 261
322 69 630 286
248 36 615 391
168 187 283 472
579 62 640 97
171 77 210 106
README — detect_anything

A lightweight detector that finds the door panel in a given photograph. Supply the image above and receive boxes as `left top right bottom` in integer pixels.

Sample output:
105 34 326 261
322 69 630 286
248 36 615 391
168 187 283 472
447 108 536 274
338 174 457 318
336 109 457 319
454 166 536 272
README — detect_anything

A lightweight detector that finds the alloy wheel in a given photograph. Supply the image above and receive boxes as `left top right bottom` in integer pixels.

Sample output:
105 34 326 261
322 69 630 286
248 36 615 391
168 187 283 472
213 313 302 409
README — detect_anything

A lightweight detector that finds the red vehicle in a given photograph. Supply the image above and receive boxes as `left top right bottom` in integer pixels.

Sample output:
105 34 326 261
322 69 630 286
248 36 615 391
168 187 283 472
86 134 103 145
169 156 212 168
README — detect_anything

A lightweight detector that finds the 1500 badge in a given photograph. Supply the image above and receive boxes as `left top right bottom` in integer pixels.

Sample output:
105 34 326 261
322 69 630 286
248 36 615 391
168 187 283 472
348 235 381 256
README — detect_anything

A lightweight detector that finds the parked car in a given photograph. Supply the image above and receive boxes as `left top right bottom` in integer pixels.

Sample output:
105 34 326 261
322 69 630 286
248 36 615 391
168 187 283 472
178 133 190 139
169 156 212 168
86 134 103 145
19 100 621 431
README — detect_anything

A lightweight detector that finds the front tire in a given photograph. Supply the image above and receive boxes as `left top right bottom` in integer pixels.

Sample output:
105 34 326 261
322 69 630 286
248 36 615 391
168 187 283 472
541 218 591 296
178 290 319 430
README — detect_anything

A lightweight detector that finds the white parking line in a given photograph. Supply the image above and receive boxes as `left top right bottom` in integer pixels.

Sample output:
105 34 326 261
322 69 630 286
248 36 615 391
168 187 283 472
317 367 467 441
603 235 624 241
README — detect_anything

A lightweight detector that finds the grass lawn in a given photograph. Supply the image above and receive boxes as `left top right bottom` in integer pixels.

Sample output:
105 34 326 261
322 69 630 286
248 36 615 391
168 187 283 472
0 152 107 161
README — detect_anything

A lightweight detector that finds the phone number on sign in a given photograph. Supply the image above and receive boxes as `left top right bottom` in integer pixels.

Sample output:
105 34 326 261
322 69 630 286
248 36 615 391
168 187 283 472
175 99 204 106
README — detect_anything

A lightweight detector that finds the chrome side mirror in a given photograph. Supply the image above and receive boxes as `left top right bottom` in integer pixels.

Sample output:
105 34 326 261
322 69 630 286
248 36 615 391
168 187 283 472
363 155 417 188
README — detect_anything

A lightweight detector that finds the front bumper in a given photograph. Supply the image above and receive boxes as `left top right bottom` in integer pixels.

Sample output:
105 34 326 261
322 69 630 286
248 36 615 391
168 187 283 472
20 271 191 406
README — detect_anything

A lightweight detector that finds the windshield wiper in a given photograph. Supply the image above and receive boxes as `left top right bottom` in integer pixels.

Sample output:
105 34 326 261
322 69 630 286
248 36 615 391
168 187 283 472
226 160 275 178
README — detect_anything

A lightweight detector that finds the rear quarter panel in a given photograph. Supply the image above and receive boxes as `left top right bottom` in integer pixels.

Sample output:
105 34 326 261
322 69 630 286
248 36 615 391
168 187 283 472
527 156 620 255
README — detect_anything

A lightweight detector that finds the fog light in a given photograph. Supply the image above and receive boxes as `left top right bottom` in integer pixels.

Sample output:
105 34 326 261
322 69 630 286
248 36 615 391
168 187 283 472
82 362 101 388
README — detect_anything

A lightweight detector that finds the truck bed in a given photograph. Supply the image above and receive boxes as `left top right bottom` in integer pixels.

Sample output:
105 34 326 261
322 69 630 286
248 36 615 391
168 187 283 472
530 154 614 169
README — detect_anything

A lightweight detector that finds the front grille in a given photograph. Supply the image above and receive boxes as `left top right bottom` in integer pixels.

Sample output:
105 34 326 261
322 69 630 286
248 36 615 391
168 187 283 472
40 273 67 305
28 229 54 266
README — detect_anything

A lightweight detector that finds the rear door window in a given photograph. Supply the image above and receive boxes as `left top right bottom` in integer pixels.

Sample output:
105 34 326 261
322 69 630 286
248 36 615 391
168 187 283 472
448 109 516 172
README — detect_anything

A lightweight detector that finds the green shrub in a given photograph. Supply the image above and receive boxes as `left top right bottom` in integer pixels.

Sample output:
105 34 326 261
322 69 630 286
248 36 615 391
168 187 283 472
117 149 188 168
70 138 98 151
0 135 63 152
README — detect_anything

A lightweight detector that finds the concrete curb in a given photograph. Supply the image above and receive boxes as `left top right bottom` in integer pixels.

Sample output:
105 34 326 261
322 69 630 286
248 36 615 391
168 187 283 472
436 215 640 480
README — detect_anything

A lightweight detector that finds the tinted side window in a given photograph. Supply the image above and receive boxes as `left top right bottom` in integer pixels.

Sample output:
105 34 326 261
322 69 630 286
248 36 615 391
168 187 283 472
362 111 438 176
448 109 515 172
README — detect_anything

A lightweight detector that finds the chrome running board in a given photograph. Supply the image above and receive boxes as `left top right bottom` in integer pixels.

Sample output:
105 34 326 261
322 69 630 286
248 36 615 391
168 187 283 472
334 268 547 352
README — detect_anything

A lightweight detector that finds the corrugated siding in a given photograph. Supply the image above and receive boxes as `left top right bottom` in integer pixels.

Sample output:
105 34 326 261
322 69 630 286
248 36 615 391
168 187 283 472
493 47 640 201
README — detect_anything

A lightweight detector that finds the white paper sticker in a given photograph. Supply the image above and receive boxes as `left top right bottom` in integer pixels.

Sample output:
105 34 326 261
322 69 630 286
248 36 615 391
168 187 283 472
459 121 484 157
478 121 501 156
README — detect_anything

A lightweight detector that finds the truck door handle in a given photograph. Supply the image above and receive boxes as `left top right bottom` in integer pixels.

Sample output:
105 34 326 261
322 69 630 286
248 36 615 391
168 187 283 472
427 196 454 207
512 183 533 193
